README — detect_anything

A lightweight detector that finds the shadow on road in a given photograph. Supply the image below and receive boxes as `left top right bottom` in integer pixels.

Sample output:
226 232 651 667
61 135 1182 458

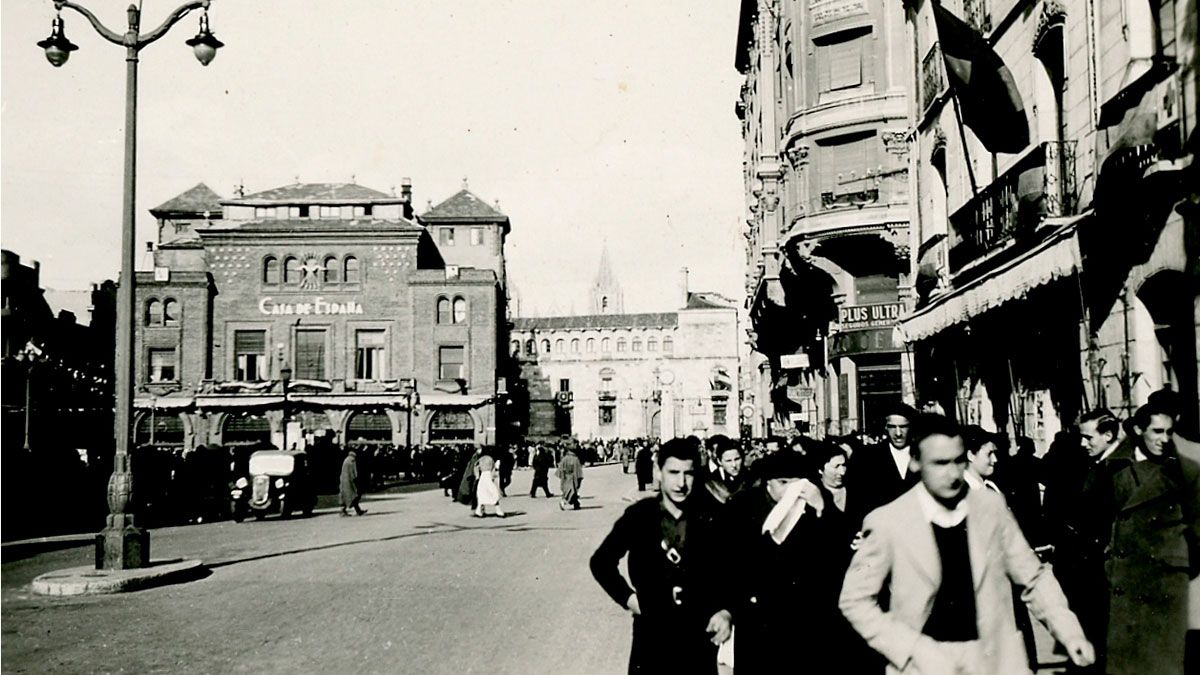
205 518 574 569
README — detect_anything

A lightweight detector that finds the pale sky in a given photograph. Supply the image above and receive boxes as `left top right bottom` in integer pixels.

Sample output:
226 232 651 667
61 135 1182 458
2 1 746 316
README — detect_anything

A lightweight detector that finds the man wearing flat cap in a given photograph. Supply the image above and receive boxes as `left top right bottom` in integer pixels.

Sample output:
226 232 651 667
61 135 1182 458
721 449 841 673
847 402 920 528
590 438 732 674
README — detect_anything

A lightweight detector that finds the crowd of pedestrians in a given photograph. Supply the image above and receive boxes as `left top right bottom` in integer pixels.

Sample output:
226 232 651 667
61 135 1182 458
591 389 1200 675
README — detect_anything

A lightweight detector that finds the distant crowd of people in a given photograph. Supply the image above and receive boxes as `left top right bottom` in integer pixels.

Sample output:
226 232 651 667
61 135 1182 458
590 388 1200 675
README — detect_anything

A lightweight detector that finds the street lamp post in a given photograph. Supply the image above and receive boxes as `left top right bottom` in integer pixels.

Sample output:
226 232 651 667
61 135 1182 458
403 378 420 453
39 1 223 570
15 342 46 452
280 365 292 451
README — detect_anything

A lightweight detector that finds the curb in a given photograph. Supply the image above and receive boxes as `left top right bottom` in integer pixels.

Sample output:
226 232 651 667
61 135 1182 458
1 534 96 562
31 558 208 596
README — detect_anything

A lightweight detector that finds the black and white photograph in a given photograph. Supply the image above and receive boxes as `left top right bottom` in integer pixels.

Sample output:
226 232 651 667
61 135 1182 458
1 0 1197 673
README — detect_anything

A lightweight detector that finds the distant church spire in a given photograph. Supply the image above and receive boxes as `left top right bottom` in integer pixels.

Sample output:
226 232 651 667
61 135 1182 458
590 243 624 315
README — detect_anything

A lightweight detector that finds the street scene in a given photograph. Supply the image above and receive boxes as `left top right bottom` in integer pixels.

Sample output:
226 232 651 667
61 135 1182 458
3 0 1199 673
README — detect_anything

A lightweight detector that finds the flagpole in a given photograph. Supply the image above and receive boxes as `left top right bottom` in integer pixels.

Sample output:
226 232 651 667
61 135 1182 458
951 95 980 197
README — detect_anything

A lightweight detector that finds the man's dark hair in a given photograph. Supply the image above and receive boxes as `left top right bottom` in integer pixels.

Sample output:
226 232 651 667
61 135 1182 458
882 402 918 424
706 434 735 452
1132 402 1173 431
1079 408 1120 439
910 414 963 458
961 425 996 455
658 437 701 468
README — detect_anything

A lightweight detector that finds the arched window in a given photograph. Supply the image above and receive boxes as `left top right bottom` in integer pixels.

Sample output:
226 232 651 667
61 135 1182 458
163 299 180 326
647 337 658 352
510 340 521 356
586 338 595 353
555 339 565 353
262 256 279 284
436 297 451 324
601 338 611 352
146 299 163 326
571 339 580 353
452 297 467 324
541 339 551 354
283 256 300 285
343 256 360 284
663 337 674 352
323 256 340 284
632 338 642 352
525 339 535 355
617 338 627 352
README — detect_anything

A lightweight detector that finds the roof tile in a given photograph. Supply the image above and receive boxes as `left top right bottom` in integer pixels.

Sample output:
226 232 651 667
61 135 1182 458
151 183 224 215
421 189 507 220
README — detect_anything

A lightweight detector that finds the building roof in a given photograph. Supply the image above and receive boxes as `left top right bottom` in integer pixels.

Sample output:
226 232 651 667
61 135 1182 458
43 289 93 326
421 189 508 222
686 291 737 309
229 182 401 205
199 218 423 234
151 183 224 216
513 313 679 331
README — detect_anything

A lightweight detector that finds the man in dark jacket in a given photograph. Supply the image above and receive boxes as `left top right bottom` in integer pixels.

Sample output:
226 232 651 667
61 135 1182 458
846 403 920 527
1100 402 1200 675
590 439 731 674
529 446 555 498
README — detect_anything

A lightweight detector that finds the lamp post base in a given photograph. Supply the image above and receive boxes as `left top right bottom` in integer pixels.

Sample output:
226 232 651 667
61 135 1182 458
95 515 149 570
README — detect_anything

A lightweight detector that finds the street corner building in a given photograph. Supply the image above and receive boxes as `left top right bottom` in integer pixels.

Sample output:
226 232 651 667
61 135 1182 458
509 260 741 442
130 178 514 455
736 0 1198 444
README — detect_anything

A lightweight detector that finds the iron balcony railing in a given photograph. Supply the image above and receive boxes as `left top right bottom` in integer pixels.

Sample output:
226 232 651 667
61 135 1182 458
948 140 1076 272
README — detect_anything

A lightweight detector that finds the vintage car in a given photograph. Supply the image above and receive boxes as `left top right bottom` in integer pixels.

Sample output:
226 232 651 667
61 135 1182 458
231 450 316 521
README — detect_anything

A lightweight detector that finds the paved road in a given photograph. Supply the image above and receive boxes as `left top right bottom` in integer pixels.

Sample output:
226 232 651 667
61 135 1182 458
2 464 644 674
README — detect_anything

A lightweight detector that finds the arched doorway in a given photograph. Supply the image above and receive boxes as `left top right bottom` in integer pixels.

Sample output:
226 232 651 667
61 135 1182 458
346 412 393 445
135 412 185 449
428 409 475 442
1136 271 1199 430
650 410 661 438
223 413 272 447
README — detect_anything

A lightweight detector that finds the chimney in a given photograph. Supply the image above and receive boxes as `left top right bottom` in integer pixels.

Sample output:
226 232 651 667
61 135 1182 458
400 177 413 219
679 267 690 308
233 182 244 198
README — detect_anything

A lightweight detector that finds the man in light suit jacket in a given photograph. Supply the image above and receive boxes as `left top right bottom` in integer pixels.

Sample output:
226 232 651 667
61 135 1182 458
839 414 1095 674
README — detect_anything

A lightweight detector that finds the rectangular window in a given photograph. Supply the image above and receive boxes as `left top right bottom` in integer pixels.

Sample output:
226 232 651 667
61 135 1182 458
470 227 485 246
713 404 728 427
559 378 571 392
234 330 266 381
599 405 615 425
295 329 327 380
254 206 276 219
439 345 465 381
148 348 177 383
320 205 340 219
817 32 866 93
818 133 876 203
173 222 191 234
440 228 455 246
355 330 387 380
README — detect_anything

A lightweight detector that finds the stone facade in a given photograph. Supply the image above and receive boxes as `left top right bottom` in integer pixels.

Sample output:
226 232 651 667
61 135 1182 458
132 180 511 451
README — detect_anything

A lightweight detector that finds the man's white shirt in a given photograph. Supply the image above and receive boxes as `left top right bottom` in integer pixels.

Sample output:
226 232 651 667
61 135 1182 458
914 482 969 528
889 445 911 478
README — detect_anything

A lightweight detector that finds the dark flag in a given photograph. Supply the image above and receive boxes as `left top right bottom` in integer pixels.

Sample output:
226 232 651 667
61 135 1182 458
933 2 1030 154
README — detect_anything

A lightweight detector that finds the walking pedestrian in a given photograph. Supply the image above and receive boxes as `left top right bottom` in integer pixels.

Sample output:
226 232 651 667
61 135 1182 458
635 444 654 492
1098 402 1200 675
846 403 919 527
473 449 506 518
839 414 1095 674
589 438 731 674
339 448 367 516
529 446 555 498
558 446 584 510
457 446 482 509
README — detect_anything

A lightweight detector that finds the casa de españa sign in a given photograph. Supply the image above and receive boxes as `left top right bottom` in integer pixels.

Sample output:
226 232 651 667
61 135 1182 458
258 297 364 316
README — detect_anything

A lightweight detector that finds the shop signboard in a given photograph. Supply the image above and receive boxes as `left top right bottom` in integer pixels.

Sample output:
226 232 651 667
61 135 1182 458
829 327 901 358
836 302 903 331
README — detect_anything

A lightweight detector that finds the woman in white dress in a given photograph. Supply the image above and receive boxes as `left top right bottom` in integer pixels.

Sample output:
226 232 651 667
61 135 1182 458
474 451 505 518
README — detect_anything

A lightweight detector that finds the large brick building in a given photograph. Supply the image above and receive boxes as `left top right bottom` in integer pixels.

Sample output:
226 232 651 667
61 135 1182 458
132 179 511 452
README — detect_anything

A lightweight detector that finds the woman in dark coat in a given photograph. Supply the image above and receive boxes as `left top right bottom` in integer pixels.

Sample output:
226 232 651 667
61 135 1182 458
634 444 655 491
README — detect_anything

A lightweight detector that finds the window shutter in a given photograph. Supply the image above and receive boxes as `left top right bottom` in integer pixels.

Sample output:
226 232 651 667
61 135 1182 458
295 330 325 379
235 330 266 353
829 38 862 90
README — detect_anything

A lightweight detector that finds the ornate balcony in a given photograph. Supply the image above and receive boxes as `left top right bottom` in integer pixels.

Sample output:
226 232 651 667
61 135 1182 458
921 43 946 114
948 141 1076 272
964 0 992 34
819 188 880 210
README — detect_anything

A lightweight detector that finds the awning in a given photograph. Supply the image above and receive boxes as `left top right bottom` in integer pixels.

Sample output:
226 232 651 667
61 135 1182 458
898 216 1084 342
133 396 195 410
421 392 492 407
293 394 408 407
195 395 283 408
